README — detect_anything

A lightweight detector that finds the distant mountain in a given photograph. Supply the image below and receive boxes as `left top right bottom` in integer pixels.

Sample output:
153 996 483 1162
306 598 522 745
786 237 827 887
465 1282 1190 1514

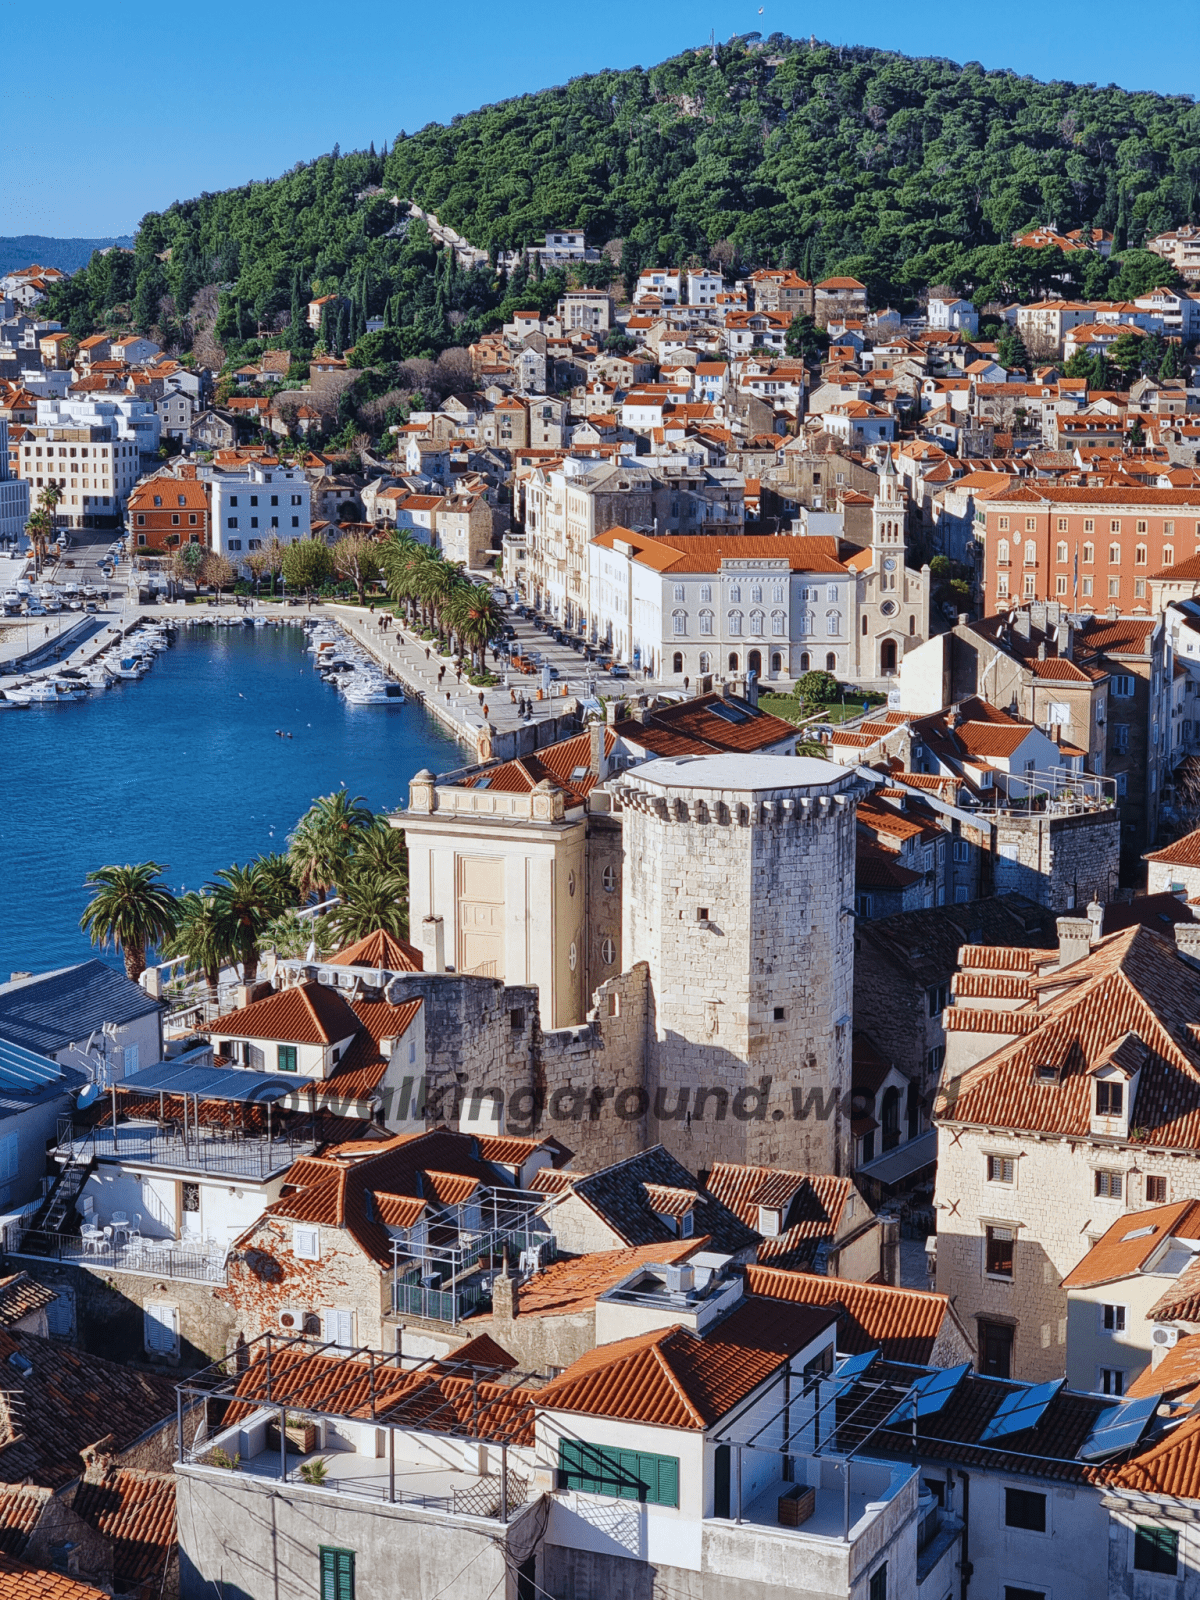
0 235 133 277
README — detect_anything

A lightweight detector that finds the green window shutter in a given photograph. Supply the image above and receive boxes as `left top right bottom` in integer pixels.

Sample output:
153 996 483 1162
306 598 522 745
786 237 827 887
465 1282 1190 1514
320 1547 354 1600
557 1441 679 1506
652 1452 679 1508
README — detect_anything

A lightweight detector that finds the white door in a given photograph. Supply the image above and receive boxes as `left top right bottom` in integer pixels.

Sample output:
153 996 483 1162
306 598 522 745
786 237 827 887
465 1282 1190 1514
180 1181 201 1240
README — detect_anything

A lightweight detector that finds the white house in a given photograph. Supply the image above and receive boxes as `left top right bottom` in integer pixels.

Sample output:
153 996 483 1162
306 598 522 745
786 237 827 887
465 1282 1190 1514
208 461 311 565
686 269 724 307
589 527 853 683
634 269 682 307
926 296 979 336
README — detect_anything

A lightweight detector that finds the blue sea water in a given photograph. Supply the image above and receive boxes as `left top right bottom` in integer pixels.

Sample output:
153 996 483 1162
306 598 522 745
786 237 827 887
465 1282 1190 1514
0 621 461 978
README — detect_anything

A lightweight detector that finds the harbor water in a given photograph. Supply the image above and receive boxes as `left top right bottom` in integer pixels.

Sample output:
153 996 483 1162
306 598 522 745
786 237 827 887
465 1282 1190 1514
0 620 461 978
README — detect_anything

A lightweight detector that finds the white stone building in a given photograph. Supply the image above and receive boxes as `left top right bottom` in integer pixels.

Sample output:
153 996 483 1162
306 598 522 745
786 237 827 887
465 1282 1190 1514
208 461 311 565
588 528 853 683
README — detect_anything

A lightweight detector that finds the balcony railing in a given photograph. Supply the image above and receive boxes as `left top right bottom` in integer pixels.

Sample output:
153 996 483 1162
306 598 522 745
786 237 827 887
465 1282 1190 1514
62 1122 317 1180
8 1225 227 1284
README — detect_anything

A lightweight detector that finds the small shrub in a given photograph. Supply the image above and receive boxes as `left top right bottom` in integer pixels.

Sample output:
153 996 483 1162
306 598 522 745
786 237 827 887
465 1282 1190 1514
299 1457 329 1485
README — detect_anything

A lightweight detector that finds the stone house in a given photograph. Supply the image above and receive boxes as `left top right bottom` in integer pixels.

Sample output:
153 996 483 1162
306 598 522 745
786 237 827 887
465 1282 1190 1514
1145 825 1200 897
933 917 1200 1383
436 487 492 569
220 1126 561 1352
704 1163 883 1280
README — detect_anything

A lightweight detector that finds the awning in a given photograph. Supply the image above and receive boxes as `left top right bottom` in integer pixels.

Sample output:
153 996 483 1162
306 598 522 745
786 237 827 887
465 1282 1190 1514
856 1129 937 1187
118 1059 299 1104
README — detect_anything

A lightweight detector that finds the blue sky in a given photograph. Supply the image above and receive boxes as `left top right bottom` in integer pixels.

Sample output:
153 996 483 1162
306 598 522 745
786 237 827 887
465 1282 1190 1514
8 0 1198 239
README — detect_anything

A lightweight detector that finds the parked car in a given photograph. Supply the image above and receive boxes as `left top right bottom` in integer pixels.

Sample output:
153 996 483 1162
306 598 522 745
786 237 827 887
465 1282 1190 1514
609 664 630 679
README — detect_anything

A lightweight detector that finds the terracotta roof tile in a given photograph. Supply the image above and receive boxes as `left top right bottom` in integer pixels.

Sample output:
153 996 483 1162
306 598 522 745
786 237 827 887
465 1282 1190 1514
744 1266 964 1364
959 945 1043 972
327 929 423 972
206 980 360 1045
0 1552 108 1600
951 972 1034 1001
707 1165 860 1271
568 1147 757 1255
536 1298 835 1429
71 1469 175 1589
942 1006 1044 1034
614 694 796 758
0 1487 49 1556
1147 1254 1200 1324
485 1240 704 1319
1145 829 1200 868
0 1276 57 1329
938 927 1200 1144
1126 1333 1200 1402
1061 1200 1200 1289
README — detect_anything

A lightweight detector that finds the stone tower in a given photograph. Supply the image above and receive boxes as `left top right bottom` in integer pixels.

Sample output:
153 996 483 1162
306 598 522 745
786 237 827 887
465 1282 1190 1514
619 753 863 1176
872 447 905 562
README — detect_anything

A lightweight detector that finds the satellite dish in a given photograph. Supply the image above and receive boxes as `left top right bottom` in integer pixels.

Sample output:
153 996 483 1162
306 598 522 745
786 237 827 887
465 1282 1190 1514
78 1083 100 1108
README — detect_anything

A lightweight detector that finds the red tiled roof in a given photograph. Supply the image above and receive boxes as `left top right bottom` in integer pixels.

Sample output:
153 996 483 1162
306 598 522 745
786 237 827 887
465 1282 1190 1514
484 1240 704 1319
938 927 1200 1144
1061 1200 1200 1289
0 1487 49 1556
327 928 423 972
614 694 795 759
744 1266 964 1364
461 728 616 807
206 980 360 1045
1145 829 1200 868
0 1553 108 1600
71 1469 175 1589
707 1164 860 1270
959 945 1043 972
536 1298 835 1429
0 1276 56 1329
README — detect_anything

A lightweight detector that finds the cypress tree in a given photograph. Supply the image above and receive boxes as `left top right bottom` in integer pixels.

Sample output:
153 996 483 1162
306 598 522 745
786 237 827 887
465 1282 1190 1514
334 303 347 356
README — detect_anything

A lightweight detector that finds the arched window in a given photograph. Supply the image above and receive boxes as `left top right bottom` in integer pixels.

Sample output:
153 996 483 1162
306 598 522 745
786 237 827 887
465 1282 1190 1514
881 640 897 673
698 652 711 674
699 610 713 635
826 610 841 636
748 649 762 675
672 610 687 636
910 615 917 634
862 615 869 636
799 611 813 636
1109 543 1121 565
1135 544 1147 565
750 611 765 636
800 652 810 671
771 652 782 672
997 539 1009 564
602 866 616 892
881 1086 901 1151
601 937 615 965
826 652 837 671
1056 542 1068 565
1083 542 1094 564
728 610 743 635
672 651 683 673
771 611 786 636
728 652 739 671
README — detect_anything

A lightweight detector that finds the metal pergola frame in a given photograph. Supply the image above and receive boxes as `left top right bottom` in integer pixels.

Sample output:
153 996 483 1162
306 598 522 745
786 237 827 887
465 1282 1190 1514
176 1329 542 1523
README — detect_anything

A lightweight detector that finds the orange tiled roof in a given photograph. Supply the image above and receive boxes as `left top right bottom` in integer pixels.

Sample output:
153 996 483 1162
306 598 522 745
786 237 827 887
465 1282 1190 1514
707 1164 860 1271
327 928 423 972
1145 829 1200 868
1060 1200 1200 1289
460 727 616 806
951 972 1034 1002
937 927 1200 1144
0 1275 56 1329
613 694 796 759
71 1469 175 1590
0 1486 49 1556
1126 1334 1200 1402
206 980 360 1045
959 945 1043 972
536 1297 836 1429
0 1553 108 1600
1147 1254 1200 1324
745 1265 963 1364
491 1239 704 1319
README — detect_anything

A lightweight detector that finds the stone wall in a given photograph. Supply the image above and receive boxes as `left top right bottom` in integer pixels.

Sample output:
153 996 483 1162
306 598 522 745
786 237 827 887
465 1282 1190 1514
620 770 858 1175
993 808 1120 912
2 1254 237 1369
934 1122 1200 1383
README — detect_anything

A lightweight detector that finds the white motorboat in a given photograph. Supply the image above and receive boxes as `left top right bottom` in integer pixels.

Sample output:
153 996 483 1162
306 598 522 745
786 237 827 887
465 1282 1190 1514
342 676 406 705
82 664 113 689
102 655 147 680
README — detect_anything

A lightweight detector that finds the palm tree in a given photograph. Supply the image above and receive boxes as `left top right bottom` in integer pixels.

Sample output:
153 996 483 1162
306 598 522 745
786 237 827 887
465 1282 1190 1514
260 909 335 962
209 861 293 985
326 872 411 946
287 790 375 900
448 583 503 672
163 892 230 1004
80 862 179 982
24 509 51 577
255 851 300 911
380 533 422 623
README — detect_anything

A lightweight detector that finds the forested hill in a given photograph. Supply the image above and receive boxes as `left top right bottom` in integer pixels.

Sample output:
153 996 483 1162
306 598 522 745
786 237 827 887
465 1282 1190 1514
0 235 133 276
44 34 1200 359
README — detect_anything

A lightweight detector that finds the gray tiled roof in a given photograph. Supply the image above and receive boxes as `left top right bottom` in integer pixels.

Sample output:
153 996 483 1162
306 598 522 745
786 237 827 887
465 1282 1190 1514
0 960 161 1056
571 1145 759 1254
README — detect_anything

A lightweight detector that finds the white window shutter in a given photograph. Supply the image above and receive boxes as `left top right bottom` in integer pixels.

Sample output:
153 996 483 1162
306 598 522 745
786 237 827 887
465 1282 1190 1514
145 1304 177 1354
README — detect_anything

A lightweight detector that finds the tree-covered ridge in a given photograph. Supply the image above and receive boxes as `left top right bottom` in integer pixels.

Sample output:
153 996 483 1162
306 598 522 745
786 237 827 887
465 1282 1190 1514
44 34 1200 356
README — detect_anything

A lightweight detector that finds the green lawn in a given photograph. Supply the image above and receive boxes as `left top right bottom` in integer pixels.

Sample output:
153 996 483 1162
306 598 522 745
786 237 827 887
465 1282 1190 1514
759 690 887 727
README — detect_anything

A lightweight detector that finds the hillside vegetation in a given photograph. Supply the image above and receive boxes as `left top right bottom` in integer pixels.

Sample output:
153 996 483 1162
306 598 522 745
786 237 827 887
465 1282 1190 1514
45 34 1200 363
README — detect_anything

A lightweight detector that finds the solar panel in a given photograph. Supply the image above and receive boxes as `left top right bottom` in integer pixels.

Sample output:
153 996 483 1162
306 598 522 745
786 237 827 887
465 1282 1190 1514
0 1037 64 1091
707 701 749 723
884 1363 972 1426
834 1349 879 1382
1076 1396 1159 1463
979 1378 1065 1443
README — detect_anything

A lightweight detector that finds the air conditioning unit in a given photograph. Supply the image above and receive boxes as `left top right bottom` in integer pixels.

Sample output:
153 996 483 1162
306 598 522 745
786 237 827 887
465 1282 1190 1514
278 1308 305 1333
1153 1325 1181 1348
666 1265 695 1295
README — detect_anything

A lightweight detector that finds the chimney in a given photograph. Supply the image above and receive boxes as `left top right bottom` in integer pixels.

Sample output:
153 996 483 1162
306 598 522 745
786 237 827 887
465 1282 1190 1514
1056 916 1093 969
1087 900 1105 942
878 1213 900 1286
80 1435 116 1482
588 720 608 781
422 915 446 974
1012 610 1032 641
1037 642 1046 661
1175 923 1200 970
491 1244 519 1322
605 698 621 726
